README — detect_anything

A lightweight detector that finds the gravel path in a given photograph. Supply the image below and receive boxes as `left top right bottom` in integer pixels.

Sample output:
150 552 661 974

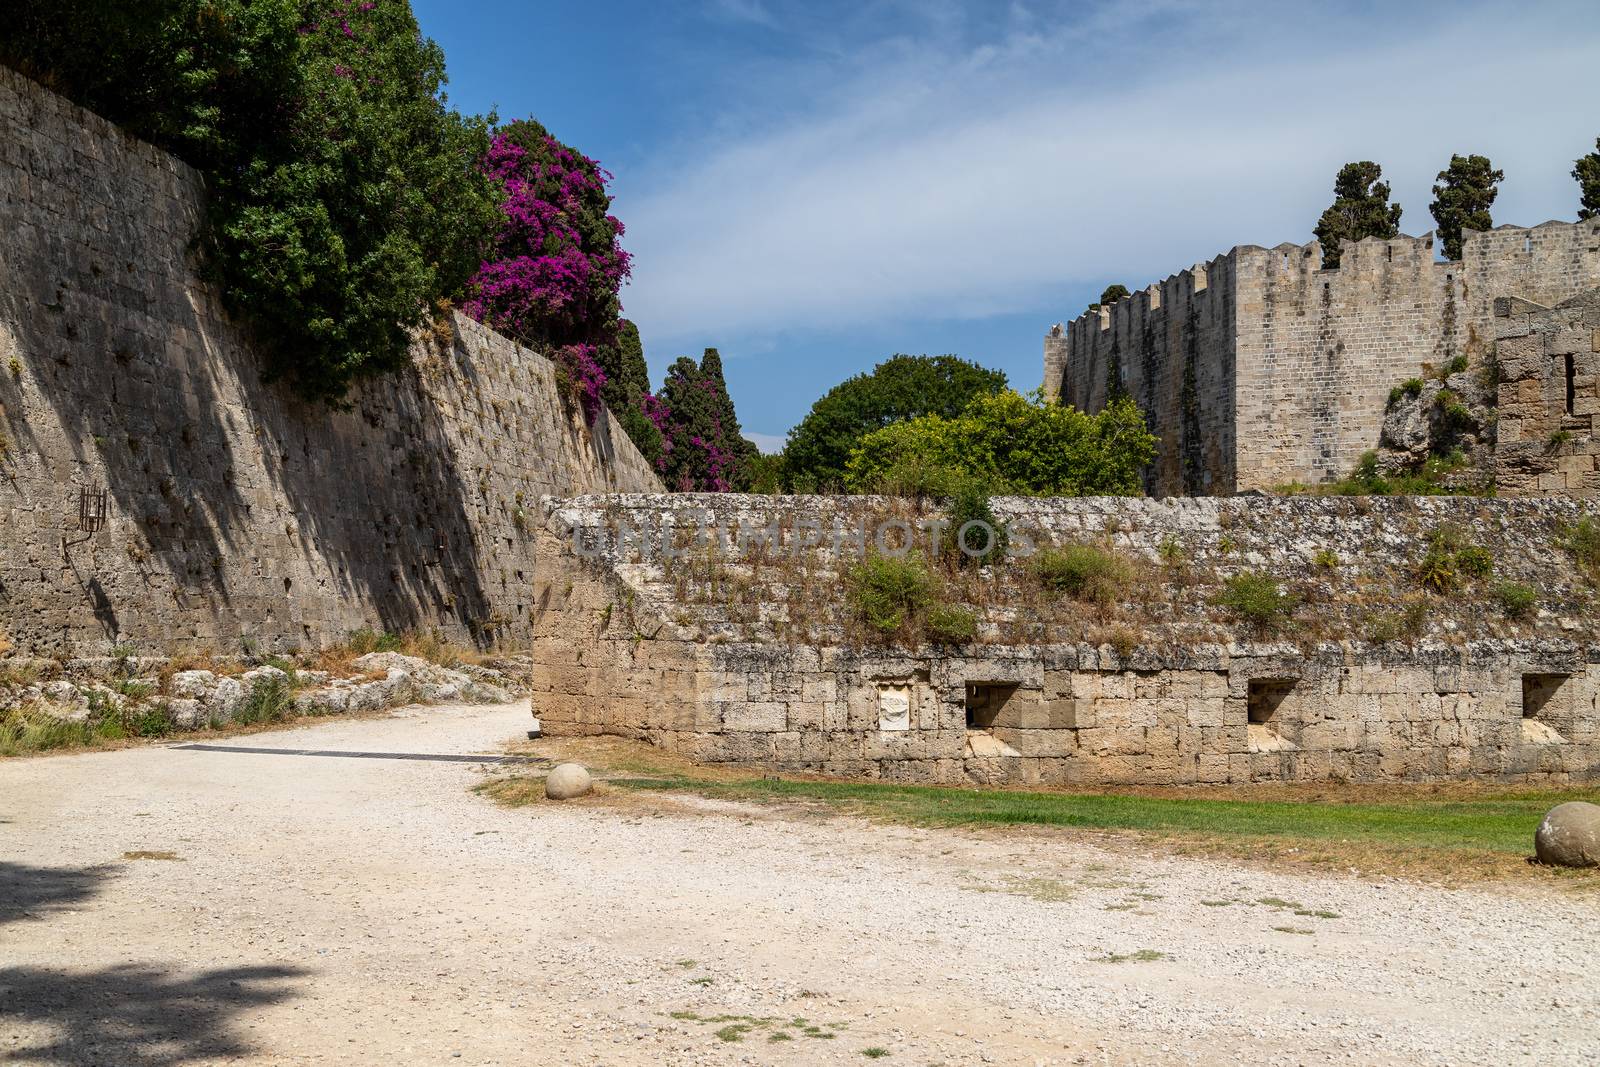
2 701 1596 1066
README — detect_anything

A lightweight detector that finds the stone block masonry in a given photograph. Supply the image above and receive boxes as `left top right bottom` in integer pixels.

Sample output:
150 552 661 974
1046 223 1600 496
1494 290 1600 498
0 66 660 656
529 494 1600 787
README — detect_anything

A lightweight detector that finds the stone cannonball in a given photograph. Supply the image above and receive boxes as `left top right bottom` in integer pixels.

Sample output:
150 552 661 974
1534 801 1600 868
544 762 594 801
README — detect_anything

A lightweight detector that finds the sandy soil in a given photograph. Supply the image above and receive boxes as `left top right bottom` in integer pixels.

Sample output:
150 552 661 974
2 700 1597 1066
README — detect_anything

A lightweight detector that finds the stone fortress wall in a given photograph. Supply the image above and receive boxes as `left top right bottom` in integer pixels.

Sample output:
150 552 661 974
1045 222 1600 496
529 493 1600 786
0 66 661 657
1494 290 1600 497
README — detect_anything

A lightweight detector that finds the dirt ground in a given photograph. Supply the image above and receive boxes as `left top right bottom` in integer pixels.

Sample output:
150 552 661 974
2 700 1597 1066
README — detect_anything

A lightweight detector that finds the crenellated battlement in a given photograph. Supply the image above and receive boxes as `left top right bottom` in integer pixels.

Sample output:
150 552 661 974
1046 219 1600 496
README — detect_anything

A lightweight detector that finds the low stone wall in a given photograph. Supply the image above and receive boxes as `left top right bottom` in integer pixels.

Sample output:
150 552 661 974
526 493 1600 785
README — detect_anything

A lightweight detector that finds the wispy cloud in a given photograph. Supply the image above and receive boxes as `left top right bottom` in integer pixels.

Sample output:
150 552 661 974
705 0 779 29
622 0 1600 346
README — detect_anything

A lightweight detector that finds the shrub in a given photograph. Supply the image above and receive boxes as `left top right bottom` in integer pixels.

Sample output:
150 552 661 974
941 480 1008 566
847 554 937 639
1366 598 1429 643
1034 545 1133 606
867 454 968 500
924 605 978 645
1311 547 1339 569
1548 430 1574 451
1444 355 1469 375
845 390 1157 496
1157 536 1186 567
1494 581 1537 620
1388 378 1425 406
1565 518 1600 577
1416 526 1491 591
1455 545 1494 579
1214 572 1296 634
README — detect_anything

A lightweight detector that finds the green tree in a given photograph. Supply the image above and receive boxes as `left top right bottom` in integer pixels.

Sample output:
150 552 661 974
1089 284 1130 312
783 355 1007 491
844 390 1157 496
1429 154 1503 260
1313 161 1403 269
0 1 302 165
209 3 500 401
656 349 758 492
2 1 502 403
1574 138 1600 220
596 320 663 465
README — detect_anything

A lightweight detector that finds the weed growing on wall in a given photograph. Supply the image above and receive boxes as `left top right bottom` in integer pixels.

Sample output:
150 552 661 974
1214 572 1297 634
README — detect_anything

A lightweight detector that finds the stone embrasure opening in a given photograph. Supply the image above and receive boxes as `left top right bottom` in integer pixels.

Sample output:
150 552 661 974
1246 679 1296 753
1248 679 1292 724
965 683 1017 731
1521 673 1572 745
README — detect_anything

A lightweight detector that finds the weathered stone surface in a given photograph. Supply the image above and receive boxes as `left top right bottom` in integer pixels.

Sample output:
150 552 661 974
0 66 660 660
1535 801 1600 868
545 763 593 800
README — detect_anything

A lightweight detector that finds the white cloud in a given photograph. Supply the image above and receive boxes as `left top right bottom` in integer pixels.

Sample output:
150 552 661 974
621 1 1600 347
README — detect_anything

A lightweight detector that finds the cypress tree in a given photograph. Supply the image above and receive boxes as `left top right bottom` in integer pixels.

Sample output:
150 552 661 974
1313 161 1403 269
1429 154 1503 261
1574 138 1600 221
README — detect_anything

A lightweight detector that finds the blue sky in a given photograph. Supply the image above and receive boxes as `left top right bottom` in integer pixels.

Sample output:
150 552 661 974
413 0 1600 452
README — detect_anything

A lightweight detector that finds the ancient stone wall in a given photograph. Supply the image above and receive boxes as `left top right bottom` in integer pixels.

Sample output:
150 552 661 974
1046 222 1600 496
1045 253 1238 495
1494 290 1600 498
0 66 661 657
529 493 1600 786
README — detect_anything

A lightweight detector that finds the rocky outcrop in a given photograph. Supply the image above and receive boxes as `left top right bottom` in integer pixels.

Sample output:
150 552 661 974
1 654 520 734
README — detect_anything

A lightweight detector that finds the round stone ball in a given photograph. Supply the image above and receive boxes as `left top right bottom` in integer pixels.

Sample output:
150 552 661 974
1535 801 1600 868
544 762 593 801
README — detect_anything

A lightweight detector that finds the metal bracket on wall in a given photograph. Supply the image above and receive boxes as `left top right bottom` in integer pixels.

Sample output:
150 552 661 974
77 485 109 533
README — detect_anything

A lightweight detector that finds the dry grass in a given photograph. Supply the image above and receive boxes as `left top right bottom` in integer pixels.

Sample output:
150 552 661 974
310 628 490 676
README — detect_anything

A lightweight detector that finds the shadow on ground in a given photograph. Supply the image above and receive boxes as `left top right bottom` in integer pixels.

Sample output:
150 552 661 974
0 862 306 1065
0 861 112 928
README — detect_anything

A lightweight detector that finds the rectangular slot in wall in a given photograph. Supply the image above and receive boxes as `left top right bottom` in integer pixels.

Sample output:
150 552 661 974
1521 673 1572 745
1566 353 1577 416
965 683 1017 731
1247 679 1294 724
1522 673 1571 719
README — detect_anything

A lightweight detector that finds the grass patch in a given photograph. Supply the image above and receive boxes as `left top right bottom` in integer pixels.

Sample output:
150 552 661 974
1097 949 1167 963
1033 544 1132 606
608 773 1597 861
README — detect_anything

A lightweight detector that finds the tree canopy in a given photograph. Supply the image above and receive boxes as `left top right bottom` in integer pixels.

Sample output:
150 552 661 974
844 390 1157 497
1575 138 1600 221
4 0 503 403
782 355 1007 491
655 349 759 492
1089 284 1130 312
1313 161 1403 269
1429 154 1503 261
